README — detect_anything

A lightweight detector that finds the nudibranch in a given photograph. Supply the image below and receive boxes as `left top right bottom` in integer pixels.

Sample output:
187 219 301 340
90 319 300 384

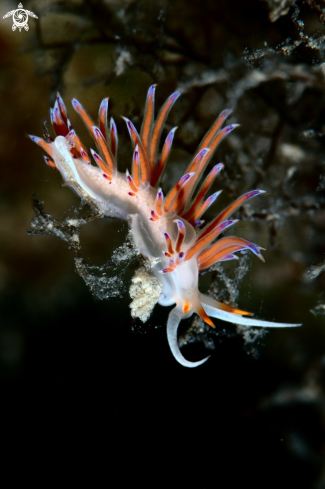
29 85 301 367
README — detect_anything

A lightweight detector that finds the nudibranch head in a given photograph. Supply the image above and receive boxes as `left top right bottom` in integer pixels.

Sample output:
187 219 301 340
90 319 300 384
29 85 301 367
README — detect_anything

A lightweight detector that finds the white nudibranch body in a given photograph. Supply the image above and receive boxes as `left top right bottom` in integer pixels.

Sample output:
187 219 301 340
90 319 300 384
30 86 301 367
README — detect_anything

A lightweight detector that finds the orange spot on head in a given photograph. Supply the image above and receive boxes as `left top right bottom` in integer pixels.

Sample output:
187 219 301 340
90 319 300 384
183 302 190 314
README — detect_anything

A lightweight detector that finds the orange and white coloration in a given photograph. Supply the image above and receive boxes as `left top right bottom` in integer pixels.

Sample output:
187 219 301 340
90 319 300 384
30 86 301 367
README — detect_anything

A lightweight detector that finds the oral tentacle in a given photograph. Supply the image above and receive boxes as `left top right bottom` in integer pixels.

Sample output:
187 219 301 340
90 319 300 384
200 295 301 328
167 307 210 368
199 293 252 316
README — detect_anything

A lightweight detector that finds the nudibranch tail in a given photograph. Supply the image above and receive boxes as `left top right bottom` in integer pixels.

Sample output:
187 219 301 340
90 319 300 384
30 85 302 369
167 307 210 368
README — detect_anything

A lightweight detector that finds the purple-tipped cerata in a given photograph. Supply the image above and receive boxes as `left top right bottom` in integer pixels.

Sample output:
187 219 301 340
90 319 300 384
29 86 302 368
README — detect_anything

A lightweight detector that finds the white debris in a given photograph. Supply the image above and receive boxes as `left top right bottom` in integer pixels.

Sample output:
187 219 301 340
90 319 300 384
115 48 133 76
280 143 305 163
129 267 162 322
67 219 80 227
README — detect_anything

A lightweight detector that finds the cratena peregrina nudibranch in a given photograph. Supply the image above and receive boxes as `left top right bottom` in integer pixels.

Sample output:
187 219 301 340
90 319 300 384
29 85 301 367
